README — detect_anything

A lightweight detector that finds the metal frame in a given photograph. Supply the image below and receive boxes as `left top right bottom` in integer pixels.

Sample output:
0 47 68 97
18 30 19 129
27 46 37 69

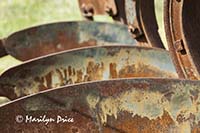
164 0 200 80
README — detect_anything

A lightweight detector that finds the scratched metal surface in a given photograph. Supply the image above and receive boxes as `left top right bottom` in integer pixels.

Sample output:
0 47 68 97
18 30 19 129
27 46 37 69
0 78 200 132
4 21 136 61
0 46 177 100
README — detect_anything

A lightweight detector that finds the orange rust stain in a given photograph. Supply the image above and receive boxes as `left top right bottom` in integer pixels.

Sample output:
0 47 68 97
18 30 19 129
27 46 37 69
118 62 175 78
68 66 72 76
63 68 68 81
36 61 175 91
57 31 97 50
192 128 200 133
110 111 175 133
86 61 104 81
34 77 48 91
178 52 199 80
75 69 83 83
109 63 118 78
45 71 52 89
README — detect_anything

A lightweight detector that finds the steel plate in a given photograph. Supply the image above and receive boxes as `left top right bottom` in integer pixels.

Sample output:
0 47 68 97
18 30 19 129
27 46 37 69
0 78 200 132
0 46 177 100
2 21 136 61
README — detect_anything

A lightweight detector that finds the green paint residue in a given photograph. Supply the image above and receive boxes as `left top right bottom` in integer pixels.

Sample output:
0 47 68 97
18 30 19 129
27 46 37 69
86 83 200 127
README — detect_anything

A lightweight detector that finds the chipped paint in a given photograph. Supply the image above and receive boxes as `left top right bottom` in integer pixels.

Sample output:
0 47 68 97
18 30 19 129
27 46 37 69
86 82 200 129
89 89 165 124
86 93 100 109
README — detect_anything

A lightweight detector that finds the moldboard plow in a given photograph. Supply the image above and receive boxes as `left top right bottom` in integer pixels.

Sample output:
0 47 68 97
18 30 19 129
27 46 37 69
0 0 200 132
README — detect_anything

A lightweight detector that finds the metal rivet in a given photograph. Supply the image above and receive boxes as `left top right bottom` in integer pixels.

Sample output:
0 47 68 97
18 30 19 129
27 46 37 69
81 3 94 18
174 39 186 54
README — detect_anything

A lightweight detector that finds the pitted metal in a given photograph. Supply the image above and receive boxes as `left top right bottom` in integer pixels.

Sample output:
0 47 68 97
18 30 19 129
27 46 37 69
0 78 200 132
0 46 177 100
78 0 165 48
164 0 200 80
1 21 136 61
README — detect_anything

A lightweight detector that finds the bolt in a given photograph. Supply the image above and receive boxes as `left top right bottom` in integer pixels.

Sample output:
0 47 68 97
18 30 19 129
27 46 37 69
105 5 114 16
81 3 94 18
174 40 184 52
128 25 142 38
174 39 186 54
128 26 136 34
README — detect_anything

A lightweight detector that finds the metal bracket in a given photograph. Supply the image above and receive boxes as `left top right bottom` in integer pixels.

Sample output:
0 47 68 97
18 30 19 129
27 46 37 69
79 0 117 20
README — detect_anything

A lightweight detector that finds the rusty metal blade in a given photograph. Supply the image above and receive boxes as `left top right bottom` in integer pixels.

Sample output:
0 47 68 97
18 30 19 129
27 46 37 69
3 21 136 61
0 46 177 100
0 78 200 132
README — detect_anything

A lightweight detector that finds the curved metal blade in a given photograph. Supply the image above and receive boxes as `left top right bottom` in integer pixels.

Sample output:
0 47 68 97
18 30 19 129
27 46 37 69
0 78 200 132
0 46 177 100
3 21 136 61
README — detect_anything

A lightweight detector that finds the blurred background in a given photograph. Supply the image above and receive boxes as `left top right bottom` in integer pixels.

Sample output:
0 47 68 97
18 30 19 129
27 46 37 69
0 0 165 74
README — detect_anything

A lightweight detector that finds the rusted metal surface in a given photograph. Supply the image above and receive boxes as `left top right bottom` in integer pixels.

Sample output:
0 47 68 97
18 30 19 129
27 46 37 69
0 46 177 100
124 0 164 48
79 0 117 19
78 0 127 23
138 0 164 48
2 21 136 61
0 78 200 132
78 0 165 49
164 0 200 80
124 0 144 40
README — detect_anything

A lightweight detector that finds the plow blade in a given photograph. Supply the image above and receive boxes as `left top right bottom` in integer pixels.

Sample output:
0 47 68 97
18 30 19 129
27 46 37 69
0 78 200 132
0 46 177 100
1 21 136 61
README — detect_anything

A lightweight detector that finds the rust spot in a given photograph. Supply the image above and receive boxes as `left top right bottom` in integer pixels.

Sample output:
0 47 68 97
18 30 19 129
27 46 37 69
109 63 117 78
86 61 104 81
0 47 177 100
1 79 200 132
34 77 48 91
118 62 175 78
75 70 83 83
45 71 52 89
68 66 72 77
